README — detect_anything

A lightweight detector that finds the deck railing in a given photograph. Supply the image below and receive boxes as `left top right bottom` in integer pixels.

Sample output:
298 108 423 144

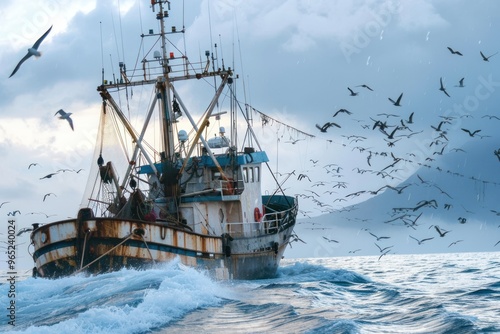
224 197 298 238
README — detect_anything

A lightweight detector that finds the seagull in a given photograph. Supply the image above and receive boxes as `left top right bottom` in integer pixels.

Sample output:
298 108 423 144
17 227 34 236
434 225 450 237
9 25 53 78
27 211 55 218
480 51 498 62
55 109 74 130
57 168 73 173
447 47 463 56
7 210 21 216
297 173 311 182
378 249 391 261
455 77 465 87
43 193 57 202
409 235 434 245
316 122 341 133
461 128 481 137
285 138 304 145
369 232 390 241
40 172 58 180
388 92 403 106
482 115 500 120
448 240 463 248
357 84 374 91
333 108 352 117
322 236 339 243
28 163 40 169
406 112 414 124
439 77 450 97
347 87 358 96
375 243 393 253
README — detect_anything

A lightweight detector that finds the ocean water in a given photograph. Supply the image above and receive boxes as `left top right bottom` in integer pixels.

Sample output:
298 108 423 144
0 252 498 334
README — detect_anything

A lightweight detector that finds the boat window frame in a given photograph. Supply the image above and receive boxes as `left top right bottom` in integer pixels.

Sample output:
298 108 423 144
243 167 248 183
249 166 254 183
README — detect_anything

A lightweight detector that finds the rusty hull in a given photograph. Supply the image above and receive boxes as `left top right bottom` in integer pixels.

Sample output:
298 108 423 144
32 218 231 279
31 196 297 280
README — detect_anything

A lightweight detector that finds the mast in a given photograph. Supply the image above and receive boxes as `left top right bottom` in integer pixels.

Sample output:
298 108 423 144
153 0 179 202
155 0 175 159
96 0 235 215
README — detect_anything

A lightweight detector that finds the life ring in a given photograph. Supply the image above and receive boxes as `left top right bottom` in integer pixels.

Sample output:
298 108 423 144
254 207 263 222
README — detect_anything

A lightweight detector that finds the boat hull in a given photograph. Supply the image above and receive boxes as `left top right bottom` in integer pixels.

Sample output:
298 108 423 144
31 196 297 280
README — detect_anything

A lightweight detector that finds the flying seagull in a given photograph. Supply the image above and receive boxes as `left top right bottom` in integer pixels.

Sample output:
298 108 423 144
447 47 463 56
409 235 434 245
333 108 352 117
40 172 58 180
17 227 34 236
43 192 57 202
316 122 341 133
439 77 450 97
388 92 403 106
461 128 481 137
55 109 74 131
434 225 450 237
357 84 374 91
480 51 498 62
322 236 339 243
369 232 390 241
9 25 53 78
455 77 465 87
347 87 358 96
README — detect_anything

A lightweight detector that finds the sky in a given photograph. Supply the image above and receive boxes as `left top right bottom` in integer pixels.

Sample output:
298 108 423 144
1 0 500 269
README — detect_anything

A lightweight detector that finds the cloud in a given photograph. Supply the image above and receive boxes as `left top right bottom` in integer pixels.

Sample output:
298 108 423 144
396 1 449 31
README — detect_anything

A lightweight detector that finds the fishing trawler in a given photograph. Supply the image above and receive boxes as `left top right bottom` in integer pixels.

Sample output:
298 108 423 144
29 0 298 279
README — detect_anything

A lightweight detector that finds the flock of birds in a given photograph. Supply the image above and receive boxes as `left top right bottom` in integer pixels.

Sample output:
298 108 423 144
0 26 83 245
4 23 500 258
9 25 75 130
1 165 85 239
282 45 500 257
1 24 82 252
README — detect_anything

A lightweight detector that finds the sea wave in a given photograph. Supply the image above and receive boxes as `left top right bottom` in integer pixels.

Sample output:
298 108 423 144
1 253 498 334
0 258 226 334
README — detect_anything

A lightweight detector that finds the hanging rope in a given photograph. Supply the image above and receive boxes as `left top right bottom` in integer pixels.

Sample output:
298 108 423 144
72 232 135 275
247 104 315 139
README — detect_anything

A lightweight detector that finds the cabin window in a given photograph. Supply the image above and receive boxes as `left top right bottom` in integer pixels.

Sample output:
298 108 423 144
249 167 254 182
243 167 248 183
254 166 260 182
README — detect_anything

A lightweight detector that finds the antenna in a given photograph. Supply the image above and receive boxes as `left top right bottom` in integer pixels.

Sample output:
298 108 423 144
100 21 104 84
219 34 225 71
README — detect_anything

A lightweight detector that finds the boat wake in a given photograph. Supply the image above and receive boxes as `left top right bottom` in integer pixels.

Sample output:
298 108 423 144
0 258 227 334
